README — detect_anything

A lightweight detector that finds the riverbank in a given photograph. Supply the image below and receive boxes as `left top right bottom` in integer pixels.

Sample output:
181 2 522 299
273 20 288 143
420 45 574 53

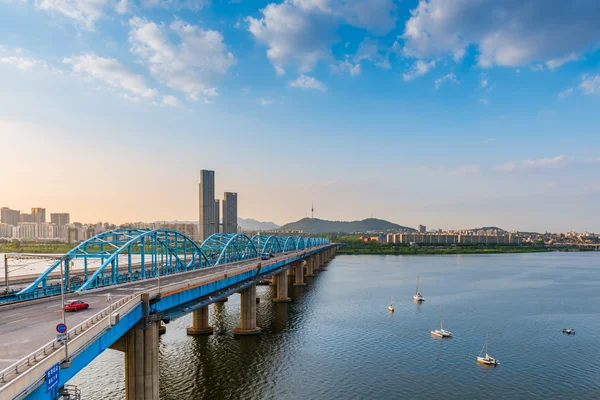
336 243 552 255
0 243 74 254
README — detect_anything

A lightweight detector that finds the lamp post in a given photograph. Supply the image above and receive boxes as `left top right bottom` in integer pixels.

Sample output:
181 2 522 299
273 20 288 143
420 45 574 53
106 293 112 327
60 256 71 367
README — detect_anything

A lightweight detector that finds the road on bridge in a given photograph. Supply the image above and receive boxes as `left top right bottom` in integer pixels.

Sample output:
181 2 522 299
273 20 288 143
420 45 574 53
0 249 307 371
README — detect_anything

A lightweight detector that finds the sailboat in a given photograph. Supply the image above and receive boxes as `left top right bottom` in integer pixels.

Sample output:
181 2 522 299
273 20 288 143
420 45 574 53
388 297 394 312
431 305 452 338
413 275 425 302
477 335 499 365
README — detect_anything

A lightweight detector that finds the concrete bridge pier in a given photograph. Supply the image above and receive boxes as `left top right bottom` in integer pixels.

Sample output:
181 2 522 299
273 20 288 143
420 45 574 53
273 269 291 303
305 257 315 277
234 285 261 335
187 306 214 335
269 275 277 286
109 294 160 400
294 261 306 287
287 265 295 278
124 320 160 400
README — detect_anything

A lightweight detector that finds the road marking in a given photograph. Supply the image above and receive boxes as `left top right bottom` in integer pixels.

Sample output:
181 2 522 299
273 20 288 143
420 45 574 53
8 317 29 324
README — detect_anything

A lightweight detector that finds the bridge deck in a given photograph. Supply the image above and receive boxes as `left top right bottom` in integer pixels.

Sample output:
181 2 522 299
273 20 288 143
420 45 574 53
0 249 306 372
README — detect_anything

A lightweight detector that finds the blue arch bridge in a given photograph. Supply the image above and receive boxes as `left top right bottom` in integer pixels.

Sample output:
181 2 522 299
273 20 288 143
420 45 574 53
0 229 337 400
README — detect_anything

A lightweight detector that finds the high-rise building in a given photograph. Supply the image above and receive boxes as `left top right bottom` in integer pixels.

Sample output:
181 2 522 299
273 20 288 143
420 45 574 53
31 207 46 223
199 170 216 242
214 199 221 234
51 213 70 227
20 213 34 223
222 192 238 234
1 207 20 226
0 223 12 237
18 222 38 239
419 224 427 233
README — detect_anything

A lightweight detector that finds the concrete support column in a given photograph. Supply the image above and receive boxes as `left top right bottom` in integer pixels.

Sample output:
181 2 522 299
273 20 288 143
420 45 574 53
124 321 160 400
305 257 314 277
273 269 291 303
269 275 277 286
187 306 213 335
287 264 295 277
294 261 306 286
234 285 261 335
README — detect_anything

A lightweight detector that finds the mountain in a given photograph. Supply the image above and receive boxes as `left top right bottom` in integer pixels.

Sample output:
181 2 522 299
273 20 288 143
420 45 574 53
278 218 417 234
468 226 506 232
238 217 280 231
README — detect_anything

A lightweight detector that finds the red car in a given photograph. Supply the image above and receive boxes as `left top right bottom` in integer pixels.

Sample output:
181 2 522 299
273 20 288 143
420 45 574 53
63 300 89 312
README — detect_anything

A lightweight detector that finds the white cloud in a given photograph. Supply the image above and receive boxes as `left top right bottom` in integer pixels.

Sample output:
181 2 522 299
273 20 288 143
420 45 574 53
161 95 182 107
141 0 209 10
495 161 517 173
63 53 157 98
480 76 488 88
546 53 579 70
401 0 599 69
579 74 600 95
557 87 573 99
584 157 600 164
479 98 489 105
402 60 435 81
288 74 326 91
129 17 235 101
246 0 396 75
115 0 128 13
353 38 391 69
522 155 566 169
34 0 112 30
331 58 361 76
0 56 38 71
434 72 458 89
258 97 273 105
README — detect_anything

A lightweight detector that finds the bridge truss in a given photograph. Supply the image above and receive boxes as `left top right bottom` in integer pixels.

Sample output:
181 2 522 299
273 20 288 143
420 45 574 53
4 229 328 302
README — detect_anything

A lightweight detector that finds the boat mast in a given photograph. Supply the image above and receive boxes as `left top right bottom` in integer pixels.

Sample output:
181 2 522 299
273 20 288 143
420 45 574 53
416 274 419 295
440 305 443 330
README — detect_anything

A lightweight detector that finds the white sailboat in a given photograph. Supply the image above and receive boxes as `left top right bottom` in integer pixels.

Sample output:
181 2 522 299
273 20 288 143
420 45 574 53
431 305 452 338
477 335 499 365
413 274 425 302
388 297 394 312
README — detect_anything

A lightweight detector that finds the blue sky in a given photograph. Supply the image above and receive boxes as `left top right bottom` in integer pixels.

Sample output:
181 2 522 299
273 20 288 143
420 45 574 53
1 0 599 232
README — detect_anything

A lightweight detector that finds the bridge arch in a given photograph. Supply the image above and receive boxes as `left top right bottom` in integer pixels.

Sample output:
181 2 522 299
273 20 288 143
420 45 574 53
16 229 211 297
251 234 283 255
200 233 258 265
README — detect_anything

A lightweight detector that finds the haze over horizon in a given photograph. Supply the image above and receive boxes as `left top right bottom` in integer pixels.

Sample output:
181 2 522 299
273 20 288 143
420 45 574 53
1 0 599 233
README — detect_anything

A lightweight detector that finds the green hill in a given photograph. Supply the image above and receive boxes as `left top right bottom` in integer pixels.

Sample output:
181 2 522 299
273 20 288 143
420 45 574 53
278 218 416 234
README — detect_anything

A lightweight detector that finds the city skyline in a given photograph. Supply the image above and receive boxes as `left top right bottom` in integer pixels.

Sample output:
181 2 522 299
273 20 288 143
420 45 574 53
1 1 599 232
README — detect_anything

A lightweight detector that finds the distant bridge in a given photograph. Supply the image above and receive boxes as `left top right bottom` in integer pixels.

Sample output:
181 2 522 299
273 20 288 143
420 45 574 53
0 228 336 400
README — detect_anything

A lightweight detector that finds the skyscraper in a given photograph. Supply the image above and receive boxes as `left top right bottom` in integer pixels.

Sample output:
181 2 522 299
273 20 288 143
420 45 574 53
51 213 70 227
1 207 20 226
31 207 46 223
223 192 238 233
214 199 221 234
419 224 427 233
199 170 216 242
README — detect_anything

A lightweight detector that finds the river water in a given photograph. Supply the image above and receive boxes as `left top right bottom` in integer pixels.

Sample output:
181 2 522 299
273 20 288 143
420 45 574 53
69 253 600 399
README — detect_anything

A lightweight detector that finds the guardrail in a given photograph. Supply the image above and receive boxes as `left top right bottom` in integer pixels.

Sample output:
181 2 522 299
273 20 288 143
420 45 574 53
0 245 330 398
0 293 141 398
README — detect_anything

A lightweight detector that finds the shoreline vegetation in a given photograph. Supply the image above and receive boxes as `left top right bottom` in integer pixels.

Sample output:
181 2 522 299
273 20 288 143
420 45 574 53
330 237 574 255
0 238 592 256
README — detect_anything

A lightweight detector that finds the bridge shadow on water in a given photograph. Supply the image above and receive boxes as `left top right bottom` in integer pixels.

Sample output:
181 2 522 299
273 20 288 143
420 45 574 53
156 280 315 400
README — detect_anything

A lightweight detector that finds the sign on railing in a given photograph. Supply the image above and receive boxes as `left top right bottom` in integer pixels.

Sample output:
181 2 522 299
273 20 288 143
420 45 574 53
45 363 59 393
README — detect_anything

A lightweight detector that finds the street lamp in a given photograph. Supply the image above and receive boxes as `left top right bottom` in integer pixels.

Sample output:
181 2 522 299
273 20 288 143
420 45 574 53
60 256 71 368
106 293 112 327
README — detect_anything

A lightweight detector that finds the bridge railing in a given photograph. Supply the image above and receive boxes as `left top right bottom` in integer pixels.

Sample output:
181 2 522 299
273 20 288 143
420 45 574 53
0 293 142 397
